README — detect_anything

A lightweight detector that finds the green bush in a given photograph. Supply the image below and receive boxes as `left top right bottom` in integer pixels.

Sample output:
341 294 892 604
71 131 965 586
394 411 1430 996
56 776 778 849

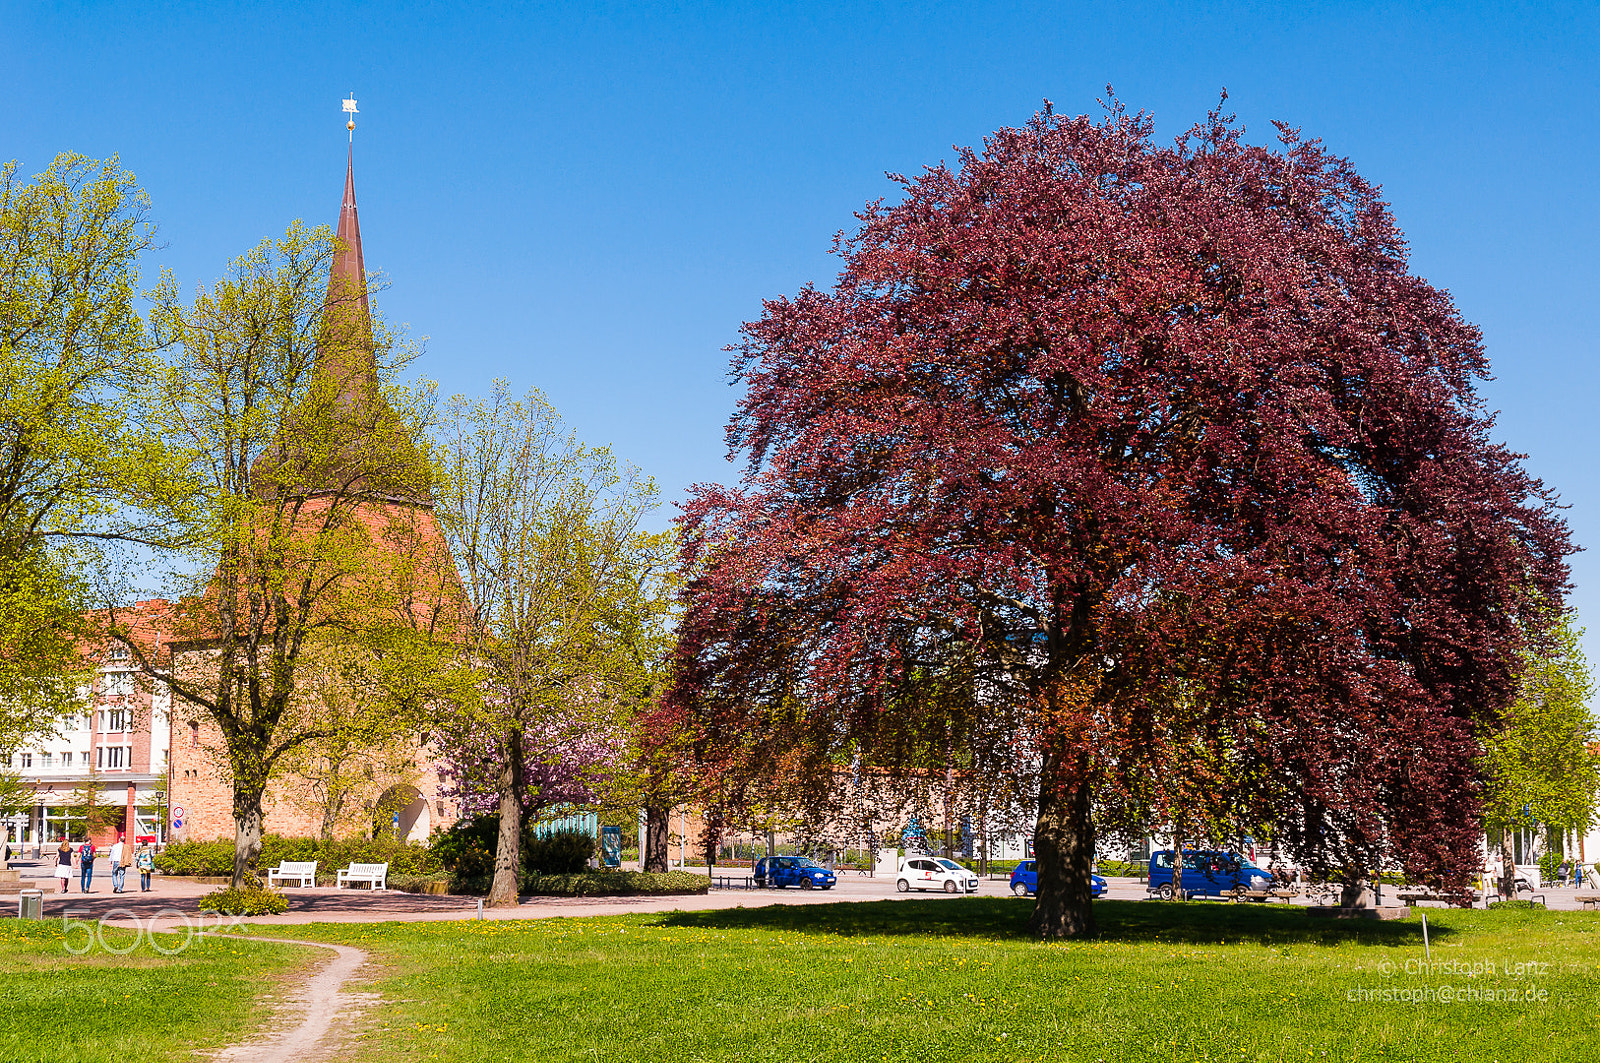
430 814 499 895
1487 898 1546 910
526 871 708 897
430 817 600 893
523 828 595 874
154 835 441 880
197 887 289 915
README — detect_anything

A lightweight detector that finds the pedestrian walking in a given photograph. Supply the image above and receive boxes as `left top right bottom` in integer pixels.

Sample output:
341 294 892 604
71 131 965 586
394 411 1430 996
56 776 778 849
136 843 154 892
109 834 127 893
78 839 95 893
55 839 72 893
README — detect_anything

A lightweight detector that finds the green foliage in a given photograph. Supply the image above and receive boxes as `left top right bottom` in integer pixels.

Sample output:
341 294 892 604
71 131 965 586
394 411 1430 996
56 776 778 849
0 153 159 753
524 870 708 896
1486 898 1546 910
1481 610 1600 835
196 886 289 915
429 814 499 894
154 834 440 880
523 828 596 874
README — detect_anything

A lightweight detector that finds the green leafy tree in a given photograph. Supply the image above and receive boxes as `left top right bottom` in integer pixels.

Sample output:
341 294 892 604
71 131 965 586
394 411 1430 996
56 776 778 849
63 763 124 839
1481 610 1600 897
432 383 673 906
110 223 449 888
0 153 159 753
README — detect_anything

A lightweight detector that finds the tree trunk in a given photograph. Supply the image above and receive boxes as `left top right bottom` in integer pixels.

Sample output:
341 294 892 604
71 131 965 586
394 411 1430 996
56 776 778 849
232 798 265 890
1172 828 1186 902
643 804 669 872
487 733 523 908
1028 748 1097 939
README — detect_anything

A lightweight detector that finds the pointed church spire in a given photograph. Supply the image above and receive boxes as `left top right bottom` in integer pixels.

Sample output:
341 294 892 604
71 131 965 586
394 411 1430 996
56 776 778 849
254 100 431 505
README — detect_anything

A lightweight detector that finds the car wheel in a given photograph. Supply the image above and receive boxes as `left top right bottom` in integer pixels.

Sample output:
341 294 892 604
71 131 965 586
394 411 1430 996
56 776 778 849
944 879 958 894
1012 883 1028 897
800 879 814 890
1155 883 1174 900
896 878 910 893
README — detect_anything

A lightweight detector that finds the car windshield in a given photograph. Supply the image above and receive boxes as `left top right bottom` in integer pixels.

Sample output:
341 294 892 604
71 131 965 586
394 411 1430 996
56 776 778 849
935 859 963 871
793 858 822 869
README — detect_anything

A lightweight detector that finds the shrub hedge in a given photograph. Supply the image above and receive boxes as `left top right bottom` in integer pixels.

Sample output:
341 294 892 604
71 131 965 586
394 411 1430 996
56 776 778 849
197 887 289 915
155 835 441 880
525 871 709 897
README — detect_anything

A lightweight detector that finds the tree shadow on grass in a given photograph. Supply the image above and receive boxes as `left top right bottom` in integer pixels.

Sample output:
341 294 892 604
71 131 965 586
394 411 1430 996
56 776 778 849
652 898 1454 948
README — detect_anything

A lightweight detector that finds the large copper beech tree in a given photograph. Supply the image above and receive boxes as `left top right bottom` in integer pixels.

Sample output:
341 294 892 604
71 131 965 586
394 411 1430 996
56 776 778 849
666 101 1571 938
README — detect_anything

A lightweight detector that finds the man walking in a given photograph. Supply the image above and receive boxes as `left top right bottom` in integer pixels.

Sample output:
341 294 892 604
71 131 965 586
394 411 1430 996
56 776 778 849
78 838 96 893
109 834 126 893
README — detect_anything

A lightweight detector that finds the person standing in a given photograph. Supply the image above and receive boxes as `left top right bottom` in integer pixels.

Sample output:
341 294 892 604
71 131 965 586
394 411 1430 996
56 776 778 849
55 839 72 894
135 843 154 892
109 835 126 893
78 838 95 893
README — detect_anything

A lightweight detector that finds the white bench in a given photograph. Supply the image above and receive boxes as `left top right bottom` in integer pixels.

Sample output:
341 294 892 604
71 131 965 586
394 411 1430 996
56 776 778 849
336 862 389 890
266 860 318 888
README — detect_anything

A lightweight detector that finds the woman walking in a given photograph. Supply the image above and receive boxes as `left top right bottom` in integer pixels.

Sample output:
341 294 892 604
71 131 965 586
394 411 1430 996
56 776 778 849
55 839 72 893
135 843 154 892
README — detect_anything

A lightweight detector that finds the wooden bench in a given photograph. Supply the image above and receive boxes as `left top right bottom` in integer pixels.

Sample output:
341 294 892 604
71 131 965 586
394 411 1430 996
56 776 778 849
336 862 389 890
1228 887 1298 904
266 860 318 888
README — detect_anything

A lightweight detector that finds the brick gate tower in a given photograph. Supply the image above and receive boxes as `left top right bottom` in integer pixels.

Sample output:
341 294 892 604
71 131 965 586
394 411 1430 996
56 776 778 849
166 127 465 845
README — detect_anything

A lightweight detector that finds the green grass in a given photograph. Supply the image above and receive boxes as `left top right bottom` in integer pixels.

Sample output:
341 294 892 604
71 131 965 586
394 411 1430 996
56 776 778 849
258 899 1600 1062
0 920 308 1062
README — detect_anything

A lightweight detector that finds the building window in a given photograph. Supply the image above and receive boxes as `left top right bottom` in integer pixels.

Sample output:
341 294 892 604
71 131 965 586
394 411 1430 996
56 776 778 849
19 753 31 769
189 721 200 748
60 752 72 767
102 673 133 698
107 642 130 663
39 753 52 768
97 746 127 770
98 708 129 733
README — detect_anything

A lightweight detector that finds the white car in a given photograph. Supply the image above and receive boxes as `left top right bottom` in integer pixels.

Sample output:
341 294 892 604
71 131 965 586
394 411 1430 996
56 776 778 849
896 856 980 894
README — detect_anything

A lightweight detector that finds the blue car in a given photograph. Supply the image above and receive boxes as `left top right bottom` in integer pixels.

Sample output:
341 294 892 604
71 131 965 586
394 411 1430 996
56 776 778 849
754 855 837 890
1009 860 1106 898
1146 849 1273 899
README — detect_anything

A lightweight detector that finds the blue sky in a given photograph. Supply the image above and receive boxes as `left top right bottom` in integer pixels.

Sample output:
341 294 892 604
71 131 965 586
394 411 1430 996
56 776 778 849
7 1 1599 660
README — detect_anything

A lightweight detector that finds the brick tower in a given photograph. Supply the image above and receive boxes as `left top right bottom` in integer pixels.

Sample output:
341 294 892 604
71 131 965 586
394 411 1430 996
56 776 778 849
166 134 464 844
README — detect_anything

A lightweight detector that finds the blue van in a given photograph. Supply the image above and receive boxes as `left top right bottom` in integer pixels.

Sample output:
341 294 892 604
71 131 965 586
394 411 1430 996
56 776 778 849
1009 860 1107 898
1146 849 1273 899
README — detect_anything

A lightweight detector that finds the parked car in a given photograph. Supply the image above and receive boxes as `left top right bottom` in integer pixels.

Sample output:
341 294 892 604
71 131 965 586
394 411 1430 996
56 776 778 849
896 856 980 894
1008 860 1107 898
1146 849 1274 899
754 855 837 890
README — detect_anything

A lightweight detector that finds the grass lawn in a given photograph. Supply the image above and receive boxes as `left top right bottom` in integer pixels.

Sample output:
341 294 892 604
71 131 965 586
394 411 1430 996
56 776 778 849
0 919 308 1063
261 899 1600 1062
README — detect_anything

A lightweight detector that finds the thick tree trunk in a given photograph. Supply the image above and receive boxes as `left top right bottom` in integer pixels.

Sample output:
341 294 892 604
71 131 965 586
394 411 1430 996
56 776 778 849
487 733 523 908
1028 748 1097 939
232 799 265 890
643 804 669 872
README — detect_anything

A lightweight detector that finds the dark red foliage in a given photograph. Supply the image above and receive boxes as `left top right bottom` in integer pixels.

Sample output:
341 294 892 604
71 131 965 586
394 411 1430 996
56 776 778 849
668 100 1571 936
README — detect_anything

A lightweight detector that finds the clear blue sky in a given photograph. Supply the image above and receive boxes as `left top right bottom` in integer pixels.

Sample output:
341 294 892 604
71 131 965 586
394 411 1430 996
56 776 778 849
8 2 1599 661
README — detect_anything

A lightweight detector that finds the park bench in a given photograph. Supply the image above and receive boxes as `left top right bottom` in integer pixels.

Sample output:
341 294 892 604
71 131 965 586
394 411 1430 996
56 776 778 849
1579 895 1598 911
336 862 389 891
710 873 756 890
266 860 318 888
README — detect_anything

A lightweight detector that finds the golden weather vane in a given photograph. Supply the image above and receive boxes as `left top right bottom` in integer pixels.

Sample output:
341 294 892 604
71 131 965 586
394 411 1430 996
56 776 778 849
343 94 359 141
